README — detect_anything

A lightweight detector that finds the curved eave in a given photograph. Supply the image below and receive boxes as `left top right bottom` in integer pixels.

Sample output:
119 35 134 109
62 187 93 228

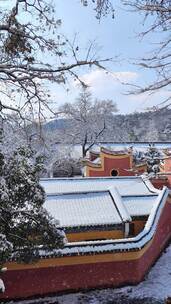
101 147 130 157
83 160 102 168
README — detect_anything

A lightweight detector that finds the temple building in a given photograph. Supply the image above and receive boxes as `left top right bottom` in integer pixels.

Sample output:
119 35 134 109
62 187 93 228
83 146 171 190
159 149 171 186
42 176 158 242
1 176 171 300
83 147 146 177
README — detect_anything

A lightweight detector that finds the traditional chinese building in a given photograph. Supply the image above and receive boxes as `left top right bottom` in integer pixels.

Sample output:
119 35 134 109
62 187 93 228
83 147 146 177
1 176 171 300
159 149 171 185
83 147 171 190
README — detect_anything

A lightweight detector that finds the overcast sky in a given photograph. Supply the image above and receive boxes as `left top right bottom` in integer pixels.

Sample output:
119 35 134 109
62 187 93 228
47 0 169 115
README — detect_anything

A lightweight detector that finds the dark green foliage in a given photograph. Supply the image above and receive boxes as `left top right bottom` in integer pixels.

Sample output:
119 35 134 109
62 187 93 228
0 147 64 265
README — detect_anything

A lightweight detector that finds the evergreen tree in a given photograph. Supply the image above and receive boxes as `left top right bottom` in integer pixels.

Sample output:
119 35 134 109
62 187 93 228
145 144 161 175
0 147 65 268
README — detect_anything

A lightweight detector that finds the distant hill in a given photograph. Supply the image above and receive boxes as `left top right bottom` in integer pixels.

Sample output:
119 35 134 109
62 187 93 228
44 118 67 131
102 108 171 142
44 108 171 142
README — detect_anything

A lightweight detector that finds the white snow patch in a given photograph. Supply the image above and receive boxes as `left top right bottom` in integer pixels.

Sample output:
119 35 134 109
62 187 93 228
0 279 5 293
121 244 171 299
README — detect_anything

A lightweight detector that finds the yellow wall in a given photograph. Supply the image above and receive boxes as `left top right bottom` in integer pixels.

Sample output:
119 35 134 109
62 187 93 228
5 240 153 271
132 219 147 236
67 229 124 242
66 220 147 242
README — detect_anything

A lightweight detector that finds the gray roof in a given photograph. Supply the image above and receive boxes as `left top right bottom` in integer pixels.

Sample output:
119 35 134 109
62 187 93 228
41 176 154 196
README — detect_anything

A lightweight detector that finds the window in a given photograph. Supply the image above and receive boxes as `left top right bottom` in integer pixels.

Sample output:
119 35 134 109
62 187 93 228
110 169 119 176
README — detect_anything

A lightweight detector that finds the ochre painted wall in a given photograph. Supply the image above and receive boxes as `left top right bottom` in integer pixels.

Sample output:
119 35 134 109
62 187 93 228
132 220 147 236
67 229 124 242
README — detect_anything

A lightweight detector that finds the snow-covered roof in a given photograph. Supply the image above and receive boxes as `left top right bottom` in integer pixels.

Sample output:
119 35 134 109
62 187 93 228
44 191 157 228
38 187 169 258
92 157 101 164
41 176 161 229
44 191 123 227
42 176 160 229
123 195 157 217
40 176 155 196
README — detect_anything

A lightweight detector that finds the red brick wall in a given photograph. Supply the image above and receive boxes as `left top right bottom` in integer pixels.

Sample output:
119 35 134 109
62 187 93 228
151 178 170 189
1 199 171 300
88 155 134 177
163 158 171 186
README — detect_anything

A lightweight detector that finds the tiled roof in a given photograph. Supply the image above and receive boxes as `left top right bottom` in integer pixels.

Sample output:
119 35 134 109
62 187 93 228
44 191 157 228
37 187 169 257
123 195 157 217
101 147 129 155
41 176 161 229
92 157 101 164
41 176 153 196
44 191 123 227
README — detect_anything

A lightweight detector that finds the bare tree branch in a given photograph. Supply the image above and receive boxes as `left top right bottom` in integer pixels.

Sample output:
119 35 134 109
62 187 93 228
123 0 171 110
0 0 112 120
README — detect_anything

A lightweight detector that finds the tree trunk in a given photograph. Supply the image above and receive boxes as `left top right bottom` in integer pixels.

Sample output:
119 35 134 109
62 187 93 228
82 144 87 158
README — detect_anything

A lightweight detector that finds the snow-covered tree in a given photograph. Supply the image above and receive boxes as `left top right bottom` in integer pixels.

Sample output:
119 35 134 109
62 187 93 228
0 0 112 119
1 114 28 157
0 147 65 267
124 0 171 109
59 88 118 157
145 144 161 176
144 120 159 142
81 0 114 19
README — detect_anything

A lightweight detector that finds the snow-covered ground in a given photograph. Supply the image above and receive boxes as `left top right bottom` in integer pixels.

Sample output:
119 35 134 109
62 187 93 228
4 244 171 304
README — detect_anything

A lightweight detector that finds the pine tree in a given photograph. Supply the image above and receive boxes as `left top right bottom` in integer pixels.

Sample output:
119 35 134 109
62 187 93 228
145 144 161 175
0 147 65 267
